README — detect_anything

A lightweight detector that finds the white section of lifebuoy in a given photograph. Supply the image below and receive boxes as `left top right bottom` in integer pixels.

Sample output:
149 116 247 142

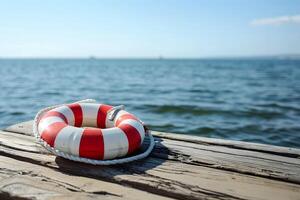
80 103 101 127
54 126 84 156
102 127 129 160
105 112 114 128
53 105 75 126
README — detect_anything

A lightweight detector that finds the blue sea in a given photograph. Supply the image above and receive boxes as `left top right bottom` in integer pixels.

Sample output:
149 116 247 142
0 58 300 148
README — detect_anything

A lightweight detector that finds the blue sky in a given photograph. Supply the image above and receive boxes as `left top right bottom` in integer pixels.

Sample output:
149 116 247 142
0 0 299 58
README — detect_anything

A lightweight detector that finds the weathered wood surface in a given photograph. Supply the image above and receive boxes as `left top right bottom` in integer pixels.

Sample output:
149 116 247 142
1 120 300 200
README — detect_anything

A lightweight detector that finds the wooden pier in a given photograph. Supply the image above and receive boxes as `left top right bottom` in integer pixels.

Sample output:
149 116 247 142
0 120 300 200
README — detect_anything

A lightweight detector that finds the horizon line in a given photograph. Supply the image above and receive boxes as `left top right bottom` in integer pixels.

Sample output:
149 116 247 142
1 54 300 60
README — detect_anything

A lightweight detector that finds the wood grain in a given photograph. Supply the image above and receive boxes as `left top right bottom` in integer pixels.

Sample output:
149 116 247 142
1 121 300 200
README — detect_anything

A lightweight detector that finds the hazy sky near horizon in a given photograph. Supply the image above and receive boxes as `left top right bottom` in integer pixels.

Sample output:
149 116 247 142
0 0 299 58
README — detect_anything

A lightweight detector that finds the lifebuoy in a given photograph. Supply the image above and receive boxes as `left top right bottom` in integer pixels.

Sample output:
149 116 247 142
37 103 145 160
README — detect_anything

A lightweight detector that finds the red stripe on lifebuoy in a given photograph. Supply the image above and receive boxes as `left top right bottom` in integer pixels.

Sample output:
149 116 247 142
40 111 68 124
68 103 83 127
41 122 67 147
118 123 141 154
115 114 138 127
79 128 104 159
97 104 113 128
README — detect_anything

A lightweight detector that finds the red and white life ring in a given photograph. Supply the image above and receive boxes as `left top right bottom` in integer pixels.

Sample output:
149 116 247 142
37 103 145 160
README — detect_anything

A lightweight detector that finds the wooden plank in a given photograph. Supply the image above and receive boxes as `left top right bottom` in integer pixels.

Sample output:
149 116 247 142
0 155 172 200
1 132 300 200
152 131 300 158
5 121 300 183
5 121 34 136
1 121 300 200
155 139 300 183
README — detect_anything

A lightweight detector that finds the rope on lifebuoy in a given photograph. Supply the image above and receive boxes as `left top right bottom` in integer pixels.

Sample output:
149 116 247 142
33 99 155 165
